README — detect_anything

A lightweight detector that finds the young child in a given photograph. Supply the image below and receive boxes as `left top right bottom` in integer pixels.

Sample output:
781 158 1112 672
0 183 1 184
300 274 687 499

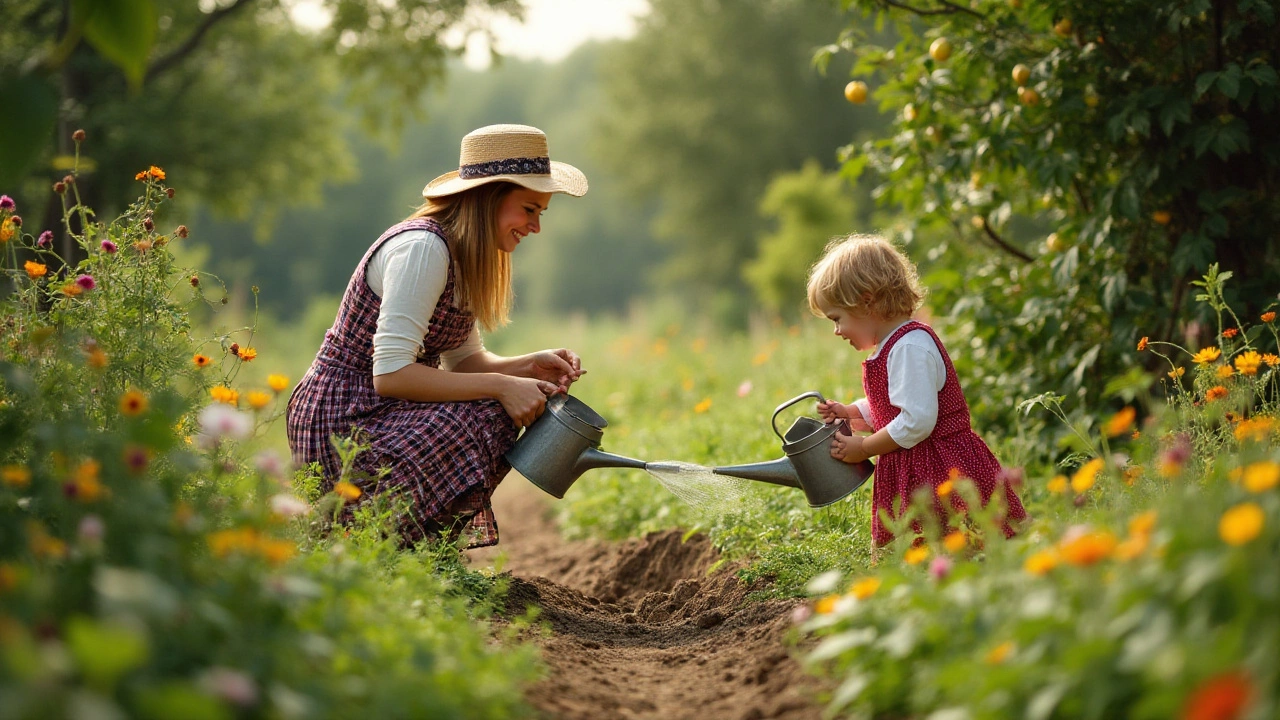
806 234 1027 547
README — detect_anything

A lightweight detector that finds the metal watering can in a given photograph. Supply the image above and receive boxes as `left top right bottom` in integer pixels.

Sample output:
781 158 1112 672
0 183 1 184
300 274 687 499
505 393 646 498
711 391 874 508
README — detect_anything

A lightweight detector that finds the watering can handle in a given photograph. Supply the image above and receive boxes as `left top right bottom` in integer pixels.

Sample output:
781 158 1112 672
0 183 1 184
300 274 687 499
771 391 827 441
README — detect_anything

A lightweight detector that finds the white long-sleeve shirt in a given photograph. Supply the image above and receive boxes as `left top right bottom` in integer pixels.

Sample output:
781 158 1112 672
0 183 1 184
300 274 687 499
852 322 947 449
366 230 484 376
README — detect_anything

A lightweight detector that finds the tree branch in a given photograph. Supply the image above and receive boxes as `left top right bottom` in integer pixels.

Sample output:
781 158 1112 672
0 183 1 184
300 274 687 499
146 0 255 83
878 0 987 22
977 217 1035 263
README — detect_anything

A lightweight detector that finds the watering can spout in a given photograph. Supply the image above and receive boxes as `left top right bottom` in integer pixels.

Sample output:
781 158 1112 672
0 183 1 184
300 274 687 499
573 447 648 474
712 458 802 489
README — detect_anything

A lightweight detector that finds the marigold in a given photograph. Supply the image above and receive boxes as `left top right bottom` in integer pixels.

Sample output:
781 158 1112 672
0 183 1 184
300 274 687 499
1129 510 1157 537
1205 386 1229 402
135 165 166 182
1192 347 1222 364
935 479 954 497
207 527 260 558
813 594 840 615
1046 475 1068 494
1 465 31 488
210 386 239 406
119 389 148 417
984 641 1015 665
1234 416 1275 443
1263 354 1280 367
267 374 289 392
86 348 107 368
1137 336 1148 351
333 481 361 501
24 261 47 279
258 538 297 566
1233 350 1262 376
693 397 712 414
246 391 271 410
1222 327 1239 338
1181 670 1253 720
1263 312 1277 324
61 282 83 297
1058 531 1117 566
1113 534 1149 561
1071 458 1104 493
904 546 930 565
236 346 257 362
1242 462 1280 493
1168 366 1186 379
849 577 881 599
1219 503 1264 546
943 531 966 553
193 353 211 368
1104 407 1136 437
1216 364 1235 379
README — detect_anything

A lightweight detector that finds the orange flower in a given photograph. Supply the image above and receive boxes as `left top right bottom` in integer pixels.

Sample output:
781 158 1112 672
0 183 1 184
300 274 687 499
1233 351 1262 376
118 389 149 417
1205 386 1229 401
61 282 82 297
86 347 108 368
904 546 930 565
193 353 211 368
267 374 289 392
1168 366 1186 379
813 594 840 614
236 346 257 362
333 481 361 501
848 577 881 599
1241 462 1280 493
1263 354 1280 367
1058 531 1117 566
1136 336 1148 351
1113 533 1149 561
210 386 239 406
1024 550 1058 575
258 538 297 566
135 165 166 182
1216 364 1235 379
936 479 955 497
1128 511 1157 537
1262 311 1277 324
24 261 47 279
1222 327 1239 338
1104 407 1136 437
693 397 712 414
1047 475 1068 494
1071 458 1104 493
1234 416 1275 443
1 465 31 488
984 641 1015 665
70 459 104 502
1192 347 1222 364
943 531 966 553
1181 671 1252 720
1219 503 1264 546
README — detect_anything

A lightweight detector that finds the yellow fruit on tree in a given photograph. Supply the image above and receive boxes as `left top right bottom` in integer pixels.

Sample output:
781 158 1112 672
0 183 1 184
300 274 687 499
1018 87 1041 106
1012 64 1031 86
1054 18 1073 37
930 38 953 62
903 103 918 122
844 81 868 104
1152 210 1172 225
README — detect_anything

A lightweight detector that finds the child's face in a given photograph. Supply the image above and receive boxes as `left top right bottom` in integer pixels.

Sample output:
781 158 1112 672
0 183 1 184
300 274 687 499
820 303 880 351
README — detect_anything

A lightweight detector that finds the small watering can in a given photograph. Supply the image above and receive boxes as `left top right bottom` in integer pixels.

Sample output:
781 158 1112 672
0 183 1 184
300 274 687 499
711 391 874 507
505 393 647 498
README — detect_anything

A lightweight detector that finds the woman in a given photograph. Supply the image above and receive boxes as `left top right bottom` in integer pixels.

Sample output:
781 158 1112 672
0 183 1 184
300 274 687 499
287 124 588 548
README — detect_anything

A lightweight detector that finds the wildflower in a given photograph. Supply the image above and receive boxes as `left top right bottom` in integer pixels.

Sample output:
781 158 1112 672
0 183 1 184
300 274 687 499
123 445 150 473
269 494 309 518
143 217 154 232
176 224 189 238
118 389 149 417
1047 475 1068 494
1242 462 1280 493
228 343 239 355
37 230 53 247
693 397 712 414
68 459 104 502
100 239 117 254
246 391 271 410
1181 671 1253 720
1192 347 1222 364
652 338 668 356
1071 458 1104 493
133 239 152 252
209 386 239 405
943 531 966 553
1104 407 1136 437
85 347 108 368
193 354 211 368
904 545 930 565
1137 336 1148 351
1113 533 1149 561
1206 386 1229 401
1129 510 1157 537
1233 351 1262 376
0 219 13 243
9 215 21 227
848 577 881 599
53 181 66 194
190 275 200 287
1168 366 1185 379
984 641 1015 665
207 527 260 558
737 380 753 397
1263 354 1280 367
0 195 13 210
24 261 47 279
790 605 812 625
75 274 95 291
333 481 361 501
77 515 105 545
813 594 839 614
134 165 166 182
1 465 31 488
166 188 176 199
1216 364 1235 379
72 129 86 142
254 449 286 479
267 374 289 392
936 479 955 497
1219 502 1264 546
1222 327 1239 338
928 556 952 582
752 351 770 366
1234 416 1275 443
1263 312 1276 324
28 523 67 560
1058 529 1117 566
197 403 252 443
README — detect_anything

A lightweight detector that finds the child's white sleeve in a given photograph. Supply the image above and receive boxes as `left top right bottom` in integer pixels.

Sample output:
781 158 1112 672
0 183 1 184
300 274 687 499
883 333 947 448
853 398 872 422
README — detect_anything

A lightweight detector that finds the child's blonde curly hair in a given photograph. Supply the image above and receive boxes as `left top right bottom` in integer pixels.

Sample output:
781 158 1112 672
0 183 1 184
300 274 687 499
806 234 926 318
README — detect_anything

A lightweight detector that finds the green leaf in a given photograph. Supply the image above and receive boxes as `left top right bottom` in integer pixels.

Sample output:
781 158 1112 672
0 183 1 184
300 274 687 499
1194 71 1220 99
66 617 150 690
0 75 58 187
1217 64 1243 98
73 0 157 91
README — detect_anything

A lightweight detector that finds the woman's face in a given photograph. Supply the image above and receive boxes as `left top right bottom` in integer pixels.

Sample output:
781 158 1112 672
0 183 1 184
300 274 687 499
496 188 553 253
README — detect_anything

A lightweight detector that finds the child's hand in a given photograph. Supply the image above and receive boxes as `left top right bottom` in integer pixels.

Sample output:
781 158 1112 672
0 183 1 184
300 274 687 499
816 400 849 424
830 431 871 464
846 403 873 433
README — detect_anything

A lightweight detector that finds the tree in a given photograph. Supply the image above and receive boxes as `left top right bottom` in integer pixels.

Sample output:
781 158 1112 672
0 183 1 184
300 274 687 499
825 0 1280 425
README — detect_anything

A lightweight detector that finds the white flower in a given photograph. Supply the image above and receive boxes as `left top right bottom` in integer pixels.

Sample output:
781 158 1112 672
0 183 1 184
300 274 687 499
199 667 258 707
197 403 252 443
253 449 287 479
269 494 310 518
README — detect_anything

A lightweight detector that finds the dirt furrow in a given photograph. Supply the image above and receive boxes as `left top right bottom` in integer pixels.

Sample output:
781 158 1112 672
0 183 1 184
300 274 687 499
467 478 827 720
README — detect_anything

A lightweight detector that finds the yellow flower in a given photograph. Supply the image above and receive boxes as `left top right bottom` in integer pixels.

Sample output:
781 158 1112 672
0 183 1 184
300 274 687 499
693 397 712 414
1234 350 1262 376
1024 550 1059 576
1123 466 1142 486
246 391 272 410
1234 416 1276 443
61 282 82 297
118 389 148 417
1071 458 1104 493
1205 386 1229 401
1167 366 1185 379
24 261 47 279
193 354 211 368
1104 407 1136 437
1 465 31 488
1216 364 1235 379
681 377 694 392
984 641 1015 665
904 546 930 565
1046 475 1068 494
814 594 840 614
236 346 257 362
848 577 881 600
210 386 239 406
1219 502 1264 546
333 481 361 501
935 479 955 497
1191 347 1222 364
1128 510 1157 537
652 338 669 356
1228 467 1243 484
1058 531 1117 566
1242 462 1280 493
1263 353 1280 367
0 219 13 242
943 531 966 553
258 538 297 566
267 374 290 392
28 522 67 560
1113 534 1149 561
71 459 104 502
207 527 260 558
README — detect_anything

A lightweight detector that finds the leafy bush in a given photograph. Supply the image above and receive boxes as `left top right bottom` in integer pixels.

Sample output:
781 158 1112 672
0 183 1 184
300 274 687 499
0 142 537 719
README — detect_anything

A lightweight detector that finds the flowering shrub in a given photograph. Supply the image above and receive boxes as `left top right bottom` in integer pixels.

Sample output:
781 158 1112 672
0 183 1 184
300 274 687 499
0 136 537 718
800 269 1279 718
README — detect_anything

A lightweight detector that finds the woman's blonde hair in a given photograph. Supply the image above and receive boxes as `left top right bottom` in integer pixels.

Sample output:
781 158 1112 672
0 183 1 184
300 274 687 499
407 182 517 331
806 234 926 318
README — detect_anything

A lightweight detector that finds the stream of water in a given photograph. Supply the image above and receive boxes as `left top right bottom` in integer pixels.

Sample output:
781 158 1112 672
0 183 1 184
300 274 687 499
644 461 761 515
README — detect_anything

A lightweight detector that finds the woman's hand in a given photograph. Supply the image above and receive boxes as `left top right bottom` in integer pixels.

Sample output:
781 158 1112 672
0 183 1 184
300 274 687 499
497 376 560 429
528 348 586 393
831 431 871 464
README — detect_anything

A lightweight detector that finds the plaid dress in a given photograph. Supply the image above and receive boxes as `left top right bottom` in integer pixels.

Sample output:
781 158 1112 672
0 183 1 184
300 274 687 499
863 321 1027 546
286 218 517 548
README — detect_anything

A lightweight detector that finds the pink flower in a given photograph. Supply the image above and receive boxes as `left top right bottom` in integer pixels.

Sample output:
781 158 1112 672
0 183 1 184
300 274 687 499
0 196 14 211
101 239 117 253
790 604 812 625
199 667 258 707
928 556 952 582
37 230 53 248
75 274 96 290
78 514 105 544
737 380 753 397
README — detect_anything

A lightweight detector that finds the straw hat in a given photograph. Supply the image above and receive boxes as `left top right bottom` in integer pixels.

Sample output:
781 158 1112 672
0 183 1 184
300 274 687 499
422 124 588 199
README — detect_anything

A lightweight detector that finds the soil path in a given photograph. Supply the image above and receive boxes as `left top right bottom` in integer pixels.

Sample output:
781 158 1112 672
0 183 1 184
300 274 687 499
467 476 828 720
